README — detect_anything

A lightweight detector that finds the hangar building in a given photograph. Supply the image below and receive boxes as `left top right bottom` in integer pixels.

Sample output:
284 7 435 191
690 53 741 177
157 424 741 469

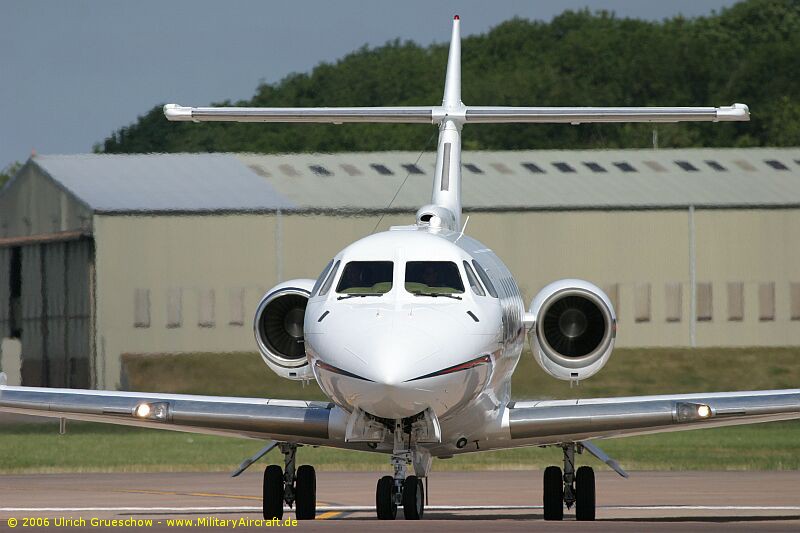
1 148 799 389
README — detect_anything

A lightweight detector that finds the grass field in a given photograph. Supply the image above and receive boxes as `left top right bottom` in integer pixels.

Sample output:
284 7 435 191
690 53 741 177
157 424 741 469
1 347 799 474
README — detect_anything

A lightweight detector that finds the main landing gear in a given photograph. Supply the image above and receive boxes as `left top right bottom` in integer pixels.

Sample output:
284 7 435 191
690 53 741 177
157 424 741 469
543 442 595 521
376 420 428 520
262 443 317 520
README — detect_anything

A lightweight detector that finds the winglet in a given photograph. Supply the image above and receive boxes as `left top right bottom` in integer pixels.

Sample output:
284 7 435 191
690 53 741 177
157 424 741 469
0 372 7 387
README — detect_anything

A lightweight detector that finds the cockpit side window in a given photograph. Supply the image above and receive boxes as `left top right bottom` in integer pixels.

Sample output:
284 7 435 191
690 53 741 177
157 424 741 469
311 259 334 297
462 261 485 296
405 261 465 295
336 261 394 294
318 260 340 296
472 259 499 298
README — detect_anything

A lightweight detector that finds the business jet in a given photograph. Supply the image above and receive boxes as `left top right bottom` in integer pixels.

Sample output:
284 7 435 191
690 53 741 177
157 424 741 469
2 16 798 522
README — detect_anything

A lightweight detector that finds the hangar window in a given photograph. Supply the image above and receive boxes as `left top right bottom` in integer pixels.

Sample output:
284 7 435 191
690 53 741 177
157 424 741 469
634 283 651 322
553 162 576 173
229 288 245 326
198 289 216 328
462 261 485 296
665 283 682 322
371 164 394 175
490 162 513 174
402 163 424 175
405 261 464 296
705 160 727 171
613 162 637 172
340 164 362 176
522 162 545 173
759 282 775 321
134 289 150 328
643 161 667 172
309 165 332 176
675 161 699 172
464 163 484 174
247 164 271 177
318 260 340 297
337 261 393 295
765 159 789 170
472 260 498 298
791 283 800 320
583 162 607 173
696 283 713 321
279 164 300 177
166 288 182 328
727 282 744 321
734 160 756 171
311 260 334 296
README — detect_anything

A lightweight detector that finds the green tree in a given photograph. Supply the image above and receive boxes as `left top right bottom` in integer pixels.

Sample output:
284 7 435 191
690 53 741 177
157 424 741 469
97 0 800 154
0 161 22 189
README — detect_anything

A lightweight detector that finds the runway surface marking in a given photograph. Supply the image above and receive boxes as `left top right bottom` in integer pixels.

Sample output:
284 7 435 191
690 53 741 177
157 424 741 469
118 488 261 501
4 505 800 512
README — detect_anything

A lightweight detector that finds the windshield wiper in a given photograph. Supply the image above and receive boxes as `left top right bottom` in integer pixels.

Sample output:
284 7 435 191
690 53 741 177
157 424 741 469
411 291 462 300
337 293 385 300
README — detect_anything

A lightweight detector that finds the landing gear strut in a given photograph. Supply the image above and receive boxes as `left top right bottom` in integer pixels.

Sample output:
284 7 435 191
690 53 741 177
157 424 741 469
262 443 317 520
543 443 595 521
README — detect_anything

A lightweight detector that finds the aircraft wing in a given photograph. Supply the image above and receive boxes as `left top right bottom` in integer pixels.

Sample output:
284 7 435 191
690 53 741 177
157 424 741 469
505 388 800 445
0 375 341 445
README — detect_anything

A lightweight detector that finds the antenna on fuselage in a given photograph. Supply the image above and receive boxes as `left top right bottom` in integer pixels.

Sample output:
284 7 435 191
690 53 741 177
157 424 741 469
164 15 750 233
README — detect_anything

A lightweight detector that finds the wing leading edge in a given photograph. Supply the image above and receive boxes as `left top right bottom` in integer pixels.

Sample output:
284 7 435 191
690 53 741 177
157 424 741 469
0 377 340 445
505 388 800 446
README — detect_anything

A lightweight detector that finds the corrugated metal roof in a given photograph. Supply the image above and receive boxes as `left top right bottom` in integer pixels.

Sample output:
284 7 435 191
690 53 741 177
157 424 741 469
237 148 800 211
23 148 800 213
33 153 294 212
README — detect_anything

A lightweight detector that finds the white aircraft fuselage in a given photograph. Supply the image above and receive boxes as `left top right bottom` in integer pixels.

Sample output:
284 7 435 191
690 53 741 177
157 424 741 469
305 227 524 441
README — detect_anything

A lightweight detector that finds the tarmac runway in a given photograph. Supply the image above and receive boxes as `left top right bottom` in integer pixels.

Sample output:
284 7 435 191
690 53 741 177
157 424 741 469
2 471 800 531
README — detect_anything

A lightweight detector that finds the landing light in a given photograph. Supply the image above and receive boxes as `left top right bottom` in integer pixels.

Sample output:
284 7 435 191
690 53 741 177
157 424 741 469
697 404 712 418
133 402 169 421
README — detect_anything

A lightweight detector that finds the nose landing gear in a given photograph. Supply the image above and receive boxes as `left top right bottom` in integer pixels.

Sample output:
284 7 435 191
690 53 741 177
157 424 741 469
543 442 596 521
376 420 430 520
262 443 317 521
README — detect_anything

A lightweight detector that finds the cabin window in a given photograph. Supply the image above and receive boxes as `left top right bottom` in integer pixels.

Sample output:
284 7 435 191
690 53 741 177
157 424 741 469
318 260 340 296
337 261 394 295
311 260 334 296
405 261 464 296
472 260 498 298
462 261 485 296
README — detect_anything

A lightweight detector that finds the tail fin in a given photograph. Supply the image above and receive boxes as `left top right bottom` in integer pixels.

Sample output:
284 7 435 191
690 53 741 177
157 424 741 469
164 16 750 231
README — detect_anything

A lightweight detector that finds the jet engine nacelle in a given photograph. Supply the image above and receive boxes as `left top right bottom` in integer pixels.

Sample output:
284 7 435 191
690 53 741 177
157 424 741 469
528 279 616 381
254 279 315 381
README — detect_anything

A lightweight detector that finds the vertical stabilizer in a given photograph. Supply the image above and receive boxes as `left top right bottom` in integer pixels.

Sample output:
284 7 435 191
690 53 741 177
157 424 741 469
429 16 465 230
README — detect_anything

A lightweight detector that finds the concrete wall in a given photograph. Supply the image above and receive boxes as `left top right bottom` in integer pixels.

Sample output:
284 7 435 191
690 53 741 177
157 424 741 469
92 209 800 389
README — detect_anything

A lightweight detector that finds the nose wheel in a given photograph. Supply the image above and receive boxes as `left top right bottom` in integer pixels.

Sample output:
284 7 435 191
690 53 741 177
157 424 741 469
543 443 596 521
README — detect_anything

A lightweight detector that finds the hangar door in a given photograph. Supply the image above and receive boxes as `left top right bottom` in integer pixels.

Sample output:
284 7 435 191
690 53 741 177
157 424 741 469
2 239 94 388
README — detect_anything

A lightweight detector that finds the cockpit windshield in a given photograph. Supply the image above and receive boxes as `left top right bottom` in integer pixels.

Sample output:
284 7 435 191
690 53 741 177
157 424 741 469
405 261 465 296
336 261 393 295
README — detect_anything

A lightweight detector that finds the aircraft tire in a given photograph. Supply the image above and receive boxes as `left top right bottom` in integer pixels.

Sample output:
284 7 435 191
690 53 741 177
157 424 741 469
402 475 424 520
263 464 284 520
295 465 317 520
543 465 564 521
575 466 596 521
376 475 397 520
